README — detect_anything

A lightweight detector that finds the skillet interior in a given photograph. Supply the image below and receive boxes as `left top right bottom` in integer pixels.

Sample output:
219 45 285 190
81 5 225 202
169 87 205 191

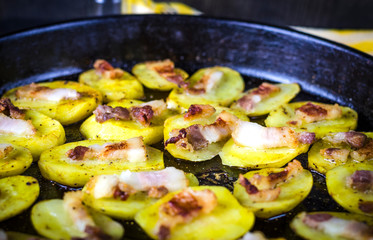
0 15 372 239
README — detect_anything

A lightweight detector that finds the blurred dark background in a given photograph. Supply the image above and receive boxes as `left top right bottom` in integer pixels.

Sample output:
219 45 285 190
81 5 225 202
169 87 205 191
1 0 373 36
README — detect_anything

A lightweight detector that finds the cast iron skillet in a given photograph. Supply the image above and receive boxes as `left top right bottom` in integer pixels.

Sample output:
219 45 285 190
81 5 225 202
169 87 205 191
0 15 372 239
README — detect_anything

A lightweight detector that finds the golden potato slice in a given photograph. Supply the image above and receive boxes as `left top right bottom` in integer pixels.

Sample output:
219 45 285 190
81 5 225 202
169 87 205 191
308 132 373 174
0 175 39 221
79 68 144 103
167 66 244 111
326 162 373 216
231 83 300 116
38 139 164 187
135 186 255 240
132 59 189 91
164 107 249 161
233 161 313 218
80 99 176 145
0 143 32 178
31 199 124 240
220 138 310 168
82 171 198 219
290 211 373 240
265 101 357 138
0 109 65 160
3 81 103 125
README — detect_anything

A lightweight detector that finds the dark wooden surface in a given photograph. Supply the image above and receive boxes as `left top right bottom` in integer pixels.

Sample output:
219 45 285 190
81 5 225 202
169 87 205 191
2 0 373 36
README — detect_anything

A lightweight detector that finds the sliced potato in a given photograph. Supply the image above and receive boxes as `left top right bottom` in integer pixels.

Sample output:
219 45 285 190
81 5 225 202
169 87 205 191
31 199 124 240
167 66 244 111
80 99 176 145
132 60 189 91
220 138 310 168
38 140 164 187
326 162 373 216
82 172 198 219
0 143 32 178
79 68 144 102
0 175 39 221
3 81 103 125
233 163 313 218
230 83 300 116
265 101 358 138
308 132 373 174
290 211 373 240
135 186 255 240
164 107 249 161
0 109 65 160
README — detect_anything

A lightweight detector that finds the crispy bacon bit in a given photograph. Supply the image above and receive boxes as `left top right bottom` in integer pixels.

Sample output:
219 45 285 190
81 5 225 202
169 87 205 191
233 121 315 149
67 146 90 160
71 225 113 240
157 189 217 240
63 191 96 233
186 70 223 95
320 148 350 163
294 102 342 124
240 160 303 202
350 138 373 161
0 98 25 119
0 144 14 159
148 186 169 198
345 132 368 148
302 213 333 228
183 104 216 120
113 187 130 201
130 105 154 126
166 111 236 151
93 105 131 123
146 59 187 88
359 201 373 213
237 83 281 111
301 212 373 239
15 83 81 102
94 59 124 79
239 175 259 194
346 170 373 192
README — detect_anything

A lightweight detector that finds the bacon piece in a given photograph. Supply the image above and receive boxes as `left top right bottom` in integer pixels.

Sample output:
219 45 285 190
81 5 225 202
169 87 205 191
166 111 237 151
239 160 302 202
93 59 124 79
146 59 187 87
157 189 218 240
15 83 81 102
320 148 350 163
0 98 25 119
186 70 223 95
240 231 271 240
359 201 373 213
0 144 14 159
63 191 96 233
350 138 373 161
0 113 36 136
323 131 368 149
130 105 154 127
346 170 373 192
293 102 342 124
66 137 147 163
93 105 131 123
301 212 373 239
233 121 315 149
90 167 189 200
140 100 167 117
184 104 216 120
237 83 281 111
71 224 112 240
